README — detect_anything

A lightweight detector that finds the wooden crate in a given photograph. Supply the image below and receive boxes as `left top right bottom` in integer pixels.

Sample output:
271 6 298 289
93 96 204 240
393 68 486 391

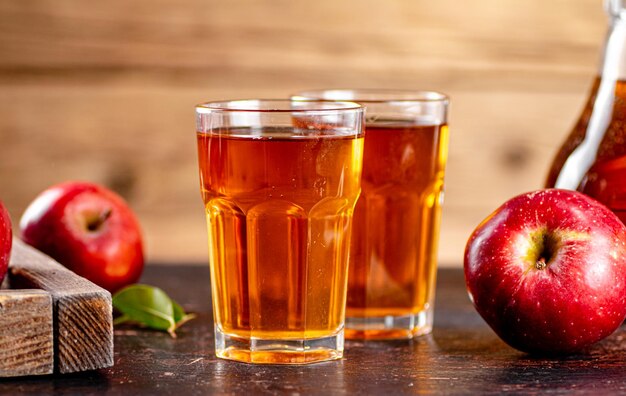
0 239 114 377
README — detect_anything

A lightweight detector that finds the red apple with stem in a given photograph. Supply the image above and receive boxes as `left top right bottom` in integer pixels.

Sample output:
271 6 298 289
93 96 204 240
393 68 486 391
0 201 12 284
20 181 144 293
464 189 626 354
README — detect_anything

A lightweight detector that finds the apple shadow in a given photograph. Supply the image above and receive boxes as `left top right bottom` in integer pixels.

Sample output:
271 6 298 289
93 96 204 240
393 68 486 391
433 326 626 391
484 352 625 391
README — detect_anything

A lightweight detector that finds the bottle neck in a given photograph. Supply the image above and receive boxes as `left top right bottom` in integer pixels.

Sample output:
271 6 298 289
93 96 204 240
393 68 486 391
607 0 626 20
600 1 626 80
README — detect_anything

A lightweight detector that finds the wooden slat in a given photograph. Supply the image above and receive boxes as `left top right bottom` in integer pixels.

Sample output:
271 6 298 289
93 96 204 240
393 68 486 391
8 240 113 374
0 289 53 377
0 0 604 71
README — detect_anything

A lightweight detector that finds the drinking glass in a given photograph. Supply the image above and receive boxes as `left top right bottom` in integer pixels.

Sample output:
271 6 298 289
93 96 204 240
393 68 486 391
196 99 364 363
294 90 449 339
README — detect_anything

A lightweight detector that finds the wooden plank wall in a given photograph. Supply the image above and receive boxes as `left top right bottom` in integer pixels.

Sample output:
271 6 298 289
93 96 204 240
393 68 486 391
0 0 607 266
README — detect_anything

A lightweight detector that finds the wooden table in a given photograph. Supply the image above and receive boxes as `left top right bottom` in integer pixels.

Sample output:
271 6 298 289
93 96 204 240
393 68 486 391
2 266 625 395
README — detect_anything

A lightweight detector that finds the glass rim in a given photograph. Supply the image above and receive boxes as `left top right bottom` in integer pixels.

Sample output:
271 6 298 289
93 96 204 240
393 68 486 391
196 99 364 114
292 89 449 104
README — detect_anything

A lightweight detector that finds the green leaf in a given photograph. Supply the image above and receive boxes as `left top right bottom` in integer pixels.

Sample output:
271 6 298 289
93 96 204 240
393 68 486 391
112 284 195 338
172 300 186 323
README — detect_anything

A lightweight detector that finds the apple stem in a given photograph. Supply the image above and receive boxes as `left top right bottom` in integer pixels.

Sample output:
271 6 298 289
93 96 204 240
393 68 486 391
86 208 112 232
535 257 547 270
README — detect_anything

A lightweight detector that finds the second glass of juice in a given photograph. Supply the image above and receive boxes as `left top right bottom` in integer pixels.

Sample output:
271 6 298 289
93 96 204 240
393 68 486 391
295 90 449 339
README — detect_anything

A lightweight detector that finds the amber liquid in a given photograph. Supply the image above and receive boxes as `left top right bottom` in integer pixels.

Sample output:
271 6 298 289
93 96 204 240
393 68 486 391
346 123 449 338
197 128 363 348
547 77 626 222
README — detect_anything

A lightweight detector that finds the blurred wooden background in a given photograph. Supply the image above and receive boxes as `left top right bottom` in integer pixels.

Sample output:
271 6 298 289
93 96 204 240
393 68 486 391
0 0 607 266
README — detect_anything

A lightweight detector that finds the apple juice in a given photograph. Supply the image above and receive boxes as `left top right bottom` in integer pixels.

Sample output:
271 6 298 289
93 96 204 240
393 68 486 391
546 77 626 223
346 122 449 339
197 128 363 343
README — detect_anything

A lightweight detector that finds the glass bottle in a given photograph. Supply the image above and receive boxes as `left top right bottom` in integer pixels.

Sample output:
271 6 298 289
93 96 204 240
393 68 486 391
546 0 626 223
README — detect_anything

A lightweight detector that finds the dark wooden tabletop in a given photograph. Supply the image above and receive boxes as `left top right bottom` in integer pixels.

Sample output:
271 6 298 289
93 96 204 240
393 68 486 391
2 265 626 395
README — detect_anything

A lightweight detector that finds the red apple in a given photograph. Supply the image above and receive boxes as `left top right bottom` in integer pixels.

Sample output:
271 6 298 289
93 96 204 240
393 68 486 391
20 181 144 293
464 189 626 354
0 201 12 284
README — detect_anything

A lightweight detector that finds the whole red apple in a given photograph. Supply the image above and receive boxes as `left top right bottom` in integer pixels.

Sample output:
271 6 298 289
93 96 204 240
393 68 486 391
0 201 12 284
20 181 144 293
464 189 626 354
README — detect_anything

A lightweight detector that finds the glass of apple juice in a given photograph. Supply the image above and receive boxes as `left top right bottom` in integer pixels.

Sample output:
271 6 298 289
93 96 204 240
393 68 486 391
195 99 365 364
294 90 449 340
